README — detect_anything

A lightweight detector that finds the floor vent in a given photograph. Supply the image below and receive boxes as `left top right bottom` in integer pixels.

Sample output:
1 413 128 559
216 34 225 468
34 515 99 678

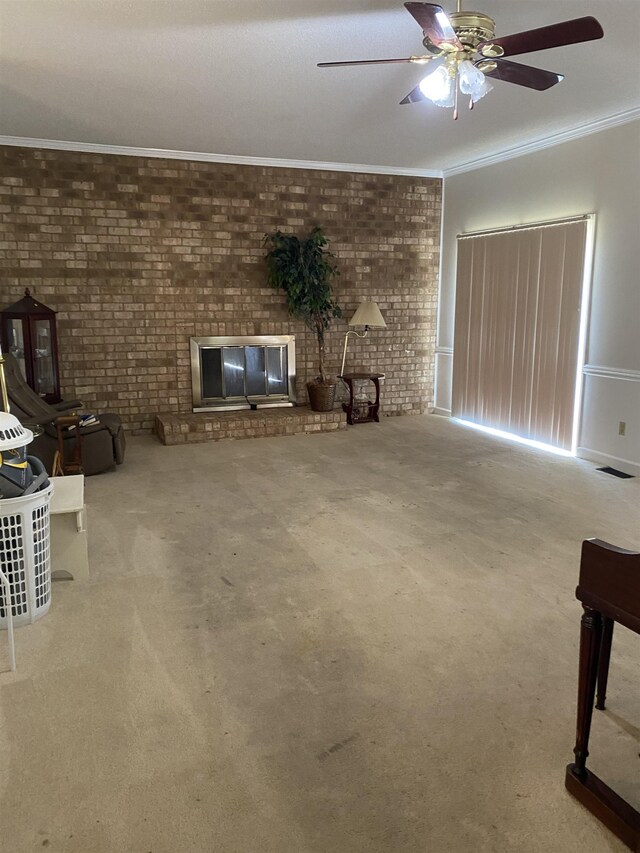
596 466 635 479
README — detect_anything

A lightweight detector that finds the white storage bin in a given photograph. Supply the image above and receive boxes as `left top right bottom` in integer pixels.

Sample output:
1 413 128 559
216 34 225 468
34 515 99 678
0 483 53 628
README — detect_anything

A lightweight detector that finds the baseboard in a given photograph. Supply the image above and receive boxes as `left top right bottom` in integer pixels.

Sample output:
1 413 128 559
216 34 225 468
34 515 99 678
431 407 452 417
576 447 640 477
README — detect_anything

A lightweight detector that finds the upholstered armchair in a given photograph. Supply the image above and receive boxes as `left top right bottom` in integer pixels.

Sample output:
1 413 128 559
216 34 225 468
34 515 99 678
2 352 125 476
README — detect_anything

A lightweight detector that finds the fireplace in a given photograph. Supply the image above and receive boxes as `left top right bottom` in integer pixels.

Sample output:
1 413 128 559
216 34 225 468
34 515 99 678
190 335 296 412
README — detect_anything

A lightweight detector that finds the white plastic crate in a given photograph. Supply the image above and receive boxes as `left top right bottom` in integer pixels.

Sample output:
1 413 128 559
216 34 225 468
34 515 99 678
0 483 53 629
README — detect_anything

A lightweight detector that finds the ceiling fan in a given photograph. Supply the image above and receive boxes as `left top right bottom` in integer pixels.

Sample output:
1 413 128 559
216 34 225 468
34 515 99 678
318 2 603 119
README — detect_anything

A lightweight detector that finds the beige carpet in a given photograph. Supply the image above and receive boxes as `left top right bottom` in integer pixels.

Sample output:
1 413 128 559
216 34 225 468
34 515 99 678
1 414 638 852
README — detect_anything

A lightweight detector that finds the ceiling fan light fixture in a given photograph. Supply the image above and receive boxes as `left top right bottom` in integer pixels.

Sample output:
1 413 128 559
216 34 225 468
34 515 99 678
469 76 494 103
457 59 493 103
458 60 484 95
321 6 603 114
419 64 455 107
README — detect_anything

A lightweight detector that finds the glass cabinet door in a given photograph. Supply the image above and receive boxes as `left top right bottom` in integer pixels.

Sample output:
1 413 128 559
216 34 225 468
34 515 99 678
6 319 28 380
1 289 61 403
31 318 56 397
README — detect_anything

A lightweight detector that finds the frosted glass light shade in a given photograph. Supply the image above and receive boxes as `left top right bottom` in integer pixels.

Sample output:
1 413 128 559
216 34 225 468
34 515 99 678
458 60 493 103
469 76 493 103
349 301 387 328
458 60 484 95
419 65 455 108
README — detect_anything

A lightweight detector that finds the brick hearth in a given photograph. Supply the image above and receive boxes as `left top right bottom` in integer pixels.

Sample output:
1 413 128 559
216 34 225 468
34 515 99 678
155 407 346 445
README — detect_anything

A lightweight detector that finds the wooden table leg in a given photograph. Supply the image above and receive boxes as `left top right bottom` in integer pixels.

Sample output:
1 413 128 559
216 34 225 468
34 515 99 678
55 415 83 475
572 606 602 776
342 377 355 425
596 616 614 711
371 376 381 422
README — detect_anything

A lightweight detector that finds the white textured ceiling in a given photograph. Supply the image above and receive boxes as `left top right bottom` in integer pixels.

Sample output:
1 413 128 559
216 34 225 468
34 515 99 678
1 0 639 172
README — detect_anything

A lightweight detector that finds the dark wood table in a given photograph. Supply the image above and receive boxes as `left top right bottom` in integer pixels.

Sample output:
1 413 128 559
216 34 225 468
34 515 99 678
54 414 83 475
339 373 384 425
565 538 640 851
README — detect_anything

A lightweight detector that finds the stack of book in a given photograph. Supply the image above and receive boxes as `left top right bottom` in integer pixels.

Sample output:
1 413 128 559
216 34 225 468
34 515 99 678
66 414 100 430
79 414 99 427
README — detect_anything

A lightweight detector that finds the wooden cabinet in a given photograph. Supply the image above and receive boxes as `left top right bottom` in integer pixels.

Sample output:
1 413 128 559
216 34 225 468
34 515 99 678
1 288 61 404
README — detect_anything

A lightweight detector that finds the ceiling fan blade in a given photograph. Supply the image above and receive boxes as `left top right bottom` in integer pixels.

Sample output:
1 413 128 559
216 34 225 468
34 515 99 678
477 16 603 59
318 56 432 67
478 59 564 91
404 2 463 51
400 83 427 105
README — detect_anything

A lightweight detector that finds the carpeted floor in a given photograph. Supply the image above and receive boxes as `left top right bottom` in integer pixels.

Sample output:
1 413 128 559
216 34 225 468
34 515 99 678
1 414 638 852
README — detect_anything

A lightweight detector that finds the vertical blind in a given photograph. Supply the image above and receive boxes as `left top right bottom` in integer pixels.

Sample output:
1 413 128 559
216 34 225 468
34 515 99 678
452 218 588 450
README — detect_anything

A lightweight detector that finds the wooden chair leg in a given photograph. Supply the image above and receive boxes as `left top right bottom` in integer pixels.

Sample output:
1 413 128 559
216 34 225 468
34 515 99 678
595 617 614 711
572 606 602 777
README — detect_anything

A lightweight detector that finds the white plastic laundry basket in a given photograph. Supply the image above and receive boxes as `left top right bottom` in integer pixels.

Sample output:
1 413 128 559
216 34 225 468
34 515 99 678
0 483 53 629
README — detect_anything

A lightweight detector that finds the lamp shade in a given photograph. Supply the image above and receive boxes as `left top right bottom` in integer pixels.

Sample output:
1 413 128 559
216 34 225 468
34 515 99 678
349 301 387 328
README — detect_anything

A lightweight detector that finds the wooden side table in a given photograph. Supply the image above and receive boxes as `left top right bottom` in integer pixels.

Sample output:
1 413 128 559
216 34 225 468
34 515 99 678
54 414 83 475
339 373 384 425
565 538 640 851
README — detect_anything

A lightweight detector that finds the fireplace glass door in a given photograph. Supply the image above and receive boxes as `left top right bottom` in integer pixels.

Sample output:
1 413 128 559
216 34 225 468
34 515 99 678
191 336 296 411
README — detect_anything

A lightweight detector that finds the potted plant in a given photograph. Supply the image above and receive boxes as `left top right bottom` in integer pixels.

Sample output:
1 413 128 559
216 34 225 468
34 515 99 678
264 226 342 412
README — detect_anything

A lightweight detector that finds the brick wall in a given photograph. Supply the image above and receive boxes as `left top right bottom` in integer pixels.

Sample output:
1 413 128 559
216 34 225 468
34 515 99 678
0 145 442 433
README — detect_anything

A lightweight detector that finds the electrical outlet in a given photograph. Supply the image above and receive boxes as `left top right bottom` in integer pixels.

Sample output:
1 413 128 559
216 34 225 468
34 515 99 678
618 421 626 436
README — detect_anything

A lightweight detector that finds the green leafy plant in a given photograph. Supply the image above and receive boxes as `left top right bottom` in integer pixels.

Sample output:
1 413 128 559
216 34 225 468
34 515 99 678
264 226 342 384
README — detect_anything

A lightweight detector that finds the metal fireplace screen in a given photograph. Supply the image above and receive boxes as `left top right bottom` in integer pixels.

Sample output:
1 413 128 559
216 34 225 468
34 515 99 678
190 335 296 412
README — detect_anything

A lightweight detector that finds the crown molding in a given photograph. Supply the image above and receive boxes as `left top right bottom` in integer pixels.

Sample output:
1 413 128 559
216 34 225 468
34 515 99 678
2 108 638 180
443 107 640 178
0 135 443 179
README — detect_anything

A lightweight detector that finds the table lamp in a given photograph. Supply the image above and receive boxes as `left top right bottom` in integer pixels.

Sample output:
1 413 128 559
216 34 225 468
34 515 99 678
340 301 387 377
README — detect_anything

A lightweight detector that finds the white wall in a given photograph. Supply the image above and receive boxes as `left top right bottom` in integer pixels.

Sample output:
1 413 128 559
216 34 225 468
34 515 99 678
437 120 640 474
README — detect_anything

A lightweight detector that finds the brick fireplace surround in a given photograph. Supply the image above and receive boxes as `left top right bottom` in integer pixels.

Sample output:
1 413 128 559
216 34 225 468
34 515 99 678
0 146 442 435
